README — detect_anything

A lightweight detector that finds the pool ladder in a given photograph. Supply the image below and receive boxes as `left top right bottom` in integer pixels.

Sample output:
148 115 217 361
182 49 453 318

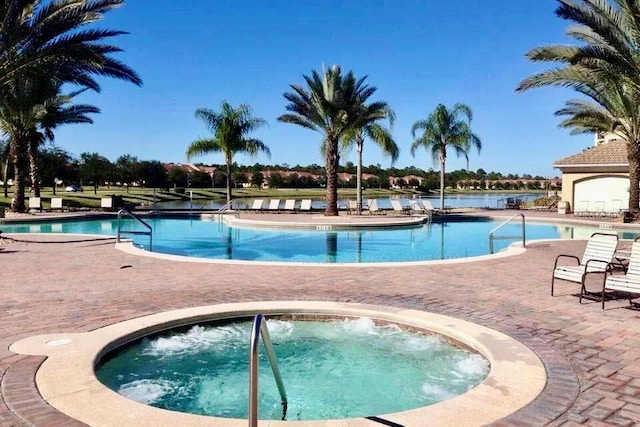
116 209 153 250
249 314 288 426
488 213 526 254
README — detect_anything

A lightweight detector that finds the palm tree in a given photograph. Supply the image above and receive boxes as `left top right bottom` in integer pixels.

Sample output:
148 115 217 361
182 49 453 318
186 101 270 203
0 0 142 212
279 65 377 216
341 106 398 214
0 139 9 197
0 1 142 91
516 0 640 212
410 103 482 210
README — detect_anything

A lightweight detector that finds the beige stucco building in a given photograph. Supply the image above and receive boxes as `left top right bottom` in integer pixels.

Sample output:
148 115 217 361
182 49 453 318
553 139 629 213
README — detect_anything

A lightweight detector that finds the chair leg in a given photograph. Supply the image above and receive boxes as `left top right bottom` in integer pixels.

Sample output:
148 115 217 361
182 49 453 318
551 275 555 296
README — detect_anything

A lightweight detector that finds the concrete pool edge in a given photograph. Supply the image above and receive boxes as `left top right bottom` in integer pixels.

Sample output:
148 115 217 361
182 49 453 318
9 301 547 427
112 239 528 267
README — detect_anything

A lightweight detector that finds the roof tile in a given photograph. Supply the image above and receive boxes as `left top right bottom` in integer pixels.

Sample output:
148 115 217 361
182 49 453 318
553 139 628 166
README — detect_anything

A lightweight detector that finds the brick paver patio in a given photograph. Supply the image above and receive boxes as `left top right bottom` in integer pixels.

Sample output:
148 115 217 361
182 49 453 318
2 226 640 426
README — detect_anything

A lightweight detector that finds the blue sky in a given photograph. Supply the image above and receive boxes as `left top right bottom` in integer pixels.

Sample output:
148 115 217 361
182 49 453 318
53 0 591 177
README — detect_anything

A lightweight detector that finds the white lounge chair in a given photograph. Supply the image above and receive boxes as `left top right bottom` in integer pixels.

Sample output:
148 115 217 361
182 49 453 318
603 239 640 309
299 199 312 211
268 199 281 211
390 199 411 215
284 199 296 211
575 200 590 217
100 197 113 211
367 199 383 215
605 199 623 218
250 199 265 211
28 197 41 211
50 197 63 211
551 232 619 298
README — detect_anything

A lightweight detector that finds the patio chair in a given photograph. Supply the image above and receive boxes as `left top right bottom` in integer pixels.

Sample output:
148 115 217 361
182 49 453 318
367 199 383 215
268 199 281 211
575 200 590 217
390 199 411 215
283 199 296 211
602 238 640 309
250 199 265 212
593 200 606 218
299 199 312 211
604 199 623 218
551 232 619 298
410 199 433 219
28 197 41 211
100 197 113 211
50 197 63 211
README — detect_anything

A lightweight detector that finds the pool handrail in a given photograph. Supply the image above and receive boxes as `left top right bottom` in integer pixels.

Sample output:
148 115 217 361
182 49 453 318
489 213 526 254
249 314 288 425
117 209 153 251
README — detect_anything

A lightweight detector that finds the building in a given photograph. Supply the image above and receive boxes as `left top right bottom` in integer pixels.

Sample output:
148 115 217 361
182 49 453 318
553 139 629 212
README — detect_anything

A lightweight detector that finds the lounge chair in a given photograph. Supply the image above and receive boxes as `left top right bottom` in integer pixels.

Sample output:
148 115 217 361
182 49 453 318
100 197 113 211
50 197 63 211
602 238 640 309
299 199 312 211
551 232 619 298
347 200 358 215
604 199 623 218
28 197 41 211
284 199 296 211
410 200 433 218
367 199 383 215
390 199 411 215
575 200 590 217
268 199 281 211
250 199 265 212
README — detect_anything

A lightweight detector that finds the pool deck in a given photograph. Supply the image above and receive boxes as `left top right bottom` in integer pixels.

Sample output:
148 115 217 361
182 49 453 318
2 210 640 426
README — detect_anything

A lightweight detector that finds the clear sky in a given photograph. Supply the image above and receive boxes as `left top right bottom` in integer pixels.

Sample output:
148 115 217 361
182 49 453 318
53 0 592 178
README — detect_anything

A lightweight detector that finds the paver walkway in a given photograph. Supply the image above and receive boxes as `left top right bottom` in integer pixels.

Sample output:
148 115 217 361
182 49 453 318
2 232 640 426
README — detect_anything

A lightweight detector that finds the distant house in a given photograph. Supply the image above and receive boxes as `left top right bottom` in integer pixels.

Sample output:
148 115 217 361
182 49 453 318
553 139 629 212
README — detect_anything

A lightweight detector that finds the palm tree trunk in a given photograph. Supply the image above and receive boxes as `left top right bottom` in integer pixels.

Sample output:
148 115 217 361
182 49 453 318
356 138 363 215
439 154 446 211
325 138 339 216
28 139 40 197
3 156 8 198
628 143 640 213
226 156 232 203
10 140 25 212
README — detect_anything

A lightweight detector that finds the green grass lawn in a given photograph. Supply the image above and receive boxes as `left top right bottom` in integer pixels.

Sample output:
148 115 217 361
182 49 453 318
0 186 423 209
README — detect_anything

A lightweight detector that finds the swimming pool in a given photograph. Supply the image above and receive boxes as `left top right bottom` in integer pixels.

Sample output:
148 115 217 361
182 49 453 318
2 216 638 263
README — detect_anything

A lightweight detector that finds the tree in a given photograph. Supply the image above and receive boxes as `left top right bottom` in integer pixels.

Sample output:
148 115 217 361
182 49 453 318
516 0 640 212
411 103 482 209
115 155 140 187
79 153 112 194
342 97 398 214
0 140 10 197
38 146 74 194
251 171 264 188
0 0 142 212
279 65 377 216
186 101 270 203
26 82 99 197
139 161 168 189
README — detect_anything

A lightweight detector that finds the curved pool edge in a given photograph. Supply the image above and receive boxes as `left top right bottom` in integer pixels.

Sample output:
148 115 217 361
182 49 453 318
10 301 547 427
113 238 528 267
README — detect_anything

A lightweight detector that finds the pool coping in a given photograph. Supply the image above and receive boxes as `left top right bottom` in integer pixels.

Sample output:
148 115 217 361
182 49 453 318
9 301 547 427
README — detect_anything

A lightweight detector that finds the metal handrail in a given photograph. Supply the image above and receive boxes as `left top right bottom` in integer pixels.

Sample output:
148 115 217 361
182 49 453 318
489 213 526 254
217 199 236 220
117 209 153 250
249 314 287 426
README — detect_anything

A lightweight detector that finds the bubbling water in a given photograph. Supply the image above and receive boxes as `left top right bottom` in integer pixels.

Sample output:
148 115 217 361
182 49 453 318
97 318 490 420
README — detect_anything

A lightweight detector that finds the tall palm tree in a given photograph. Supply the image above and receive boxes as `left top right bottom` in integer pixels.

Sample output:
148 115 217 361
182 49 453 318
0 139 9 197
186 101 270 203
516 0 640 212
341 105 398 214
0 0 142 212
410 103 482 210
279 65 377 216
